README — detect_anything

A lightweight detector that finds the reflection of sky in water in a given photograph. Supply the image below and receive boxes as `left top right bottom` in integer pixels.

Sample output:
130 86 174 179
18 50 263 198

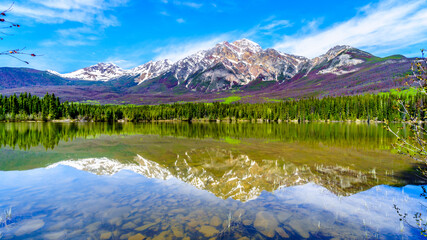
0 166 425 239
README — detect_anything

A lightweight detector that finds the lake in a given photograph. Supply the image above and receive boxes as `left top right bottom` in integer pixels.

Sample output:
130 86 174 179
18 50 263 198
0 122 425 239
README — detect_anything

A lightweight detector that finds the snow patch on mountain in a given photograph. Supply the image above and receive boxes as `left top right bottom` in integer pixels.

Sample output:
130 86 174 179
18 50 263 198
53 63 128 81
46 41 370 90
131 59 173 84
318 54 364 75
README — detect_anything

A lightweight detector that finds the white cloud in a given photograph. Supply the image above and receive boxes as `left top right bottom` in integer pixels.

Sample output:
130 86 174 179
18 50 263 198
153 34 231 62
242 17 292 40
2 0 128 47
273 0 427 58
4 0 127 27
172 1 203 9
261 19 291 30
104 58 138 69
176 18 185 23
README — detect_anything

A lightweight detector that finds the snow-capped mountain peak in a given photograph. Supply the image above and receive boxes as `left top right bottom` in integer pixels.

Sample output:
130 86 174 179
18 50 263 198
231 38 262 52
46 41 368 90
51 62 128 82
131 59 173 84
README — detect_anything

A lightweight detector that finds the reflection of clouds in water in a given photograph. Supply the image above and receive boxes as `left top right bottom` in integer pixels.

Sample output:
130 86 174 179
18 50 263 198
274 183 425 235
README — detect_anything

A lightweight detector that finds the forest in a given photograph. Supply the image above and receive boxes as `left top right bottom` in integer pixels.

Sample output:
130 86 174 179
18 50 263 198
0 91 424 122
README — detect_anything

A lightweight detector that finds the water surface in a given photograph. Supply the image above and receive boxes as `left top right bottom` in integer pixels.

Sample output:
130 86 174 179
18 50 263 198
0 122 425 239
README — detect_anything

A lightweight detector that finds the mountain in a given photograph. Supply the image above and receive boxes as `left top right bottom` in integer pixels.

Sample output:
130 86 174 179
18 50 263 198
0 39 413 103
132 59 173 84
49 62 128 81
49 39 308 89
159 39 308 91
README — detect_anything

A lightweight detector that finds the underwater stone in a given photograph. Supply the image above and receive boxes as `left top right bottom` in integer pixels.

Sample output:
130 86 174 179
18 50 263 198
288 220 310 238
171 226 184 238
275 228 290 238
210 216 222 227
128 233 146 240
100 232 112 239
254 211 278 238
43 230 67 240
15 219 45 236
86 221 102 232
123 221 137 229
237 237 250 240
242 220 253 226
135 219 160 231
199 225 219 237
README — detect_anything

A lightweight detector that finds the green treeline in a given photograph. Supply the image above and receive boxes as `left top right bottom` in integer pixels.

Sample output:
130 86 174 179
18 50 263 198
0 92 424 122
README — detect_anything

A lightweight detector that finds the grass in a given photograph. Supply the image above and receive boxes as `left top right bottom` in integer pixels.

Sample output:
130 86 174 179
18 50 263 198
223 137 241 145
214 95 242 104
367 55 405 64
79 100 100 105
378 87 419 98
263 97 282 103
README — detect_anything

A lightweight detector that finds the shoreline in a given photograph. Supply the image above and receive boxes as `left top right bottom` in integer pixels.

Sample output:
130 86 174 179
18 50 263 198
0 119 409 124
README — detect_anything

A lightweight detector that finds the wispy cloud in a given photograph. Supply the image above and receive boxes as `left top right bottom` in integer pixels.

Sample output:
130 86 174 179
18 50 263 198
261 19 291 30
104 57 138 69
176 18 185 23
164 1 203 9
153 34 232 62
243 17 292 40
41 27 100 47
4 0 128 47
7 0 127 27
273 0 427 58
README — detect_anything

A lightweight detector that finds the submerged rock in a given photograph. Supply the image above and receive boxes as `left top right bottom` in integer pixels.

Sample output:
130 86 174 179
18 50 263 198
199 225 219 237
86 221 101 232
275 227 290 238
254 211 278 238
43 230 67 240
288 220 310 238
210 216 222 227
15 219 45 236
242 220 253 226
100 232 112 239
153 231 171 240
128 233 146 240
135 219 160 231
171 226 184 238
123 221 137 229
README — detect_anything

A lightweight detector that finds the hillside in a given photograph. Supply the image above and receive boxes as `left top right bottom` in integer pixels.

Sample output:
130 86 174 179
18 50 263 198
0 40 413 104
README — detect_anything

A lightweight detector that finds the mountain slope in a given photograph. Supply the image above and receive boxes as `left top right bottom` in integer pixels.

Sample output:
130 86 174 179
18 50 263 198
0 40 414 103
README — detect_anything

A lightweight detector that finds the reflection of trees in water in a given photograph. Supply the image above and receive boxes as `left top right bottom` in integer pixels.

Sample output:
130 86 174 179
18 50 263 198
0 122 398 151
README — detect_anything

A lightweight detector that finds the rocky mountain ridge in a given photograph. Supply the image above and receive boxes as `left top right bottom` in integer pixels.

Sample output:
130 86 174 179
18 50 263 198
48 39 371 91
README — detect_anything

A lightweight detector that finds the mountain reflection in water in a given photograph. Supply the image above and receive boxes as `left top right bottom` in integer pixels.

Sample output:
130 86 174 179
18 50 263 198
0 122 425 239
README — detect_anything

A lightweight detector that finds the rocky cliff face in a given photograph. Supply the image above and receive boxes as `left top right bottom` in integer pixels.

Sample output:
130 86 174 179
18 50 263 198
166 39 308 91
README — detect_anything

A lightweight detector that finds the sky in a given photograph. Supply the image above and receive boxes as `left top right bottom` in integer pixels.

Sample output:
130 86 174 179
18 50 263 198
0 0 426 73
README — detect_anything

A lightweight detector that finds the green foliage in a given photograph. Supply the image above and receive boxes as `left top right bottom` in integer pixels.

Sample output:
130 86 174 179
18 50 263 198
263 97 282 102
0 91 424 123
214 95 242 104
378 87 418 98
367 55 405 63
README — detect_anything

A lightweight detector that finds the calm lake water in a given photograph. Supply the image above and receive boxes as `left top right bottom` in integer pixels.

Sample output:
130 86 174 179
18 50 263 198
0 122 425 239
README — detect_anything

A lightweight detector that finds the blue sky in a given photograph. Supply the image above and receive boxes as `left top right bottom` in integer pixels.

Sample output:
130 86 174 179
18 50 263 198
0 0 426 73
